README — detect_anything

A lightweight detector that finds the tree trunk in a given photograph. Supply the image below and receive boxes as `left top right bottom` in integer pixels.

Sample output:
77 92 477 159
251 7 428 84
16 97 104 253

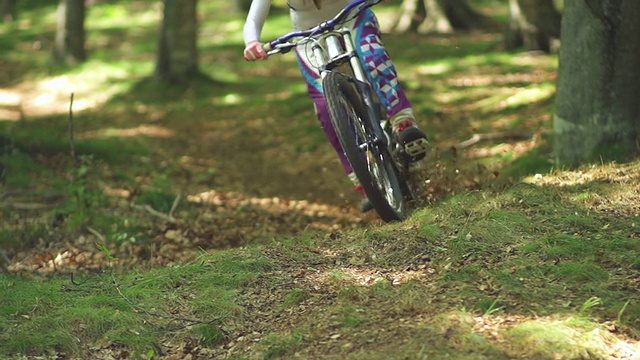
505 0 561 52
441 0 487 30
394 0 487 34
236 0 252 13
418 0 453 34
554 0 640 165
393 0 425 33
53 0 86 64
0 0 16 22
155 0 200 84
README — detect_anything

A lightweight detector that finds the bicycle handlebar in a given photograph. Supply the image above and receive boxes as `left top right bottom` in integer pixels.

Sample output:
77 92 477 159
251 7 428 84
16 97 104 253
263 0 384 55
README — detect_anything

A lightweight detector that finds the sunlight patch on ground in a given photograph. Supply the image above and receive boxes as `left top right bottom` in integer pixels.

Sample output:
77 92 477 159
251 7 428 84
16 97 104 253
0 90 23 121
480 315 640 359
88 1 161 30
524 162 640 187
467 140 537 160
0 91 21 105
7 61 143 119
212 93 246 106
447 71 555 87
417 63 452 75
305 262 434 287
466 84 555 112
79 125 174 139
187 189 363 228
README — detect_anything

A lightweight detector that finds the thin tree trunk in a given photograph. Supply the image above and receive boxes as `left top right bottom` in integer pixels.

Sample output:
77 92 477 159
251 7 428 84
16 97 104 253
53 0 86 64
505 0 561 52
155 0 199 84
418 0 453 34
393 0 487 34
0 0 16 22
393 0 424 33
441 0 488 30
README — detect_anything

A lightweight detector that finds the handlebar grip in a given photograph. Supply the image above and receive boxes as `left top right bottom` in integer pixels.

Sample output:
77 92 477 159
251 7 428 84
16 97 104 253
263 43 273 53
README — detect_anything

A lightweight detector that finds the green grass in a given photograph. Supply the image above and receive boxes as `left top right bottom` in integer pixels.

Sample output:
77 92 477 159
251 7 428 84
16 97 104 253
504 317 619 359
2 161 640 357
0 249 271 358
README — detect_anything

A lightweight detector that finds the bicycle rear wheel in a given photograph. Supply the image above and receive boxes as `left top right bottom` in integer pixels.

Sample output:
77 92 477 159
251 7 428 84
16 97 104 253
323 71 407 222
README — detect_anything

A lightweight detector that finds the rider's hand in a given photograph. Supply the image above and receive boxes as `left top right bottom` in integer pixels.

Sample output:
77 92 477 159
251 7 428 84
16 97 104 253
244 41 268 61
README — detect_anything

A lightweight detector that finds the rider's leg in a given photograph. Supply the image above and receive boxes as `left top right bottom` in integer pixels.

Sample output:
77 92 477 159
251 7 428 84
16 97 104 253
353 9 429 162
295 47 352 176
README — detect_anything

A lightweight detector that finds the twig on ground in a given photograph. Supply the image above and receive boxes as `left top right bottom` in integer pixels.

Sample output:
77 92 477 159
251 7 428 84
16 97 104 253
134 204 177 223
0 201 63 210
169 195 181 218
86 226 107 242
68 93 77 164
0 190 36 200
453 131 533 150
0 191 66 209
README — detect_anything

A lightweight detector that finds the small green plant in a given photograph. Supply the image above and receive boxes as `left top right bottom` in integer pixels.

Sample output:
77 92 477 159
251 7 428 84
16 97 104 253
95 242 119 262
262 333 305 360
480 298 505 316
616 301 630 325
283 289 308 308
193 324 226 346
579 297 602 315
58 154 109 232
337 284 365 302
340 307 365 327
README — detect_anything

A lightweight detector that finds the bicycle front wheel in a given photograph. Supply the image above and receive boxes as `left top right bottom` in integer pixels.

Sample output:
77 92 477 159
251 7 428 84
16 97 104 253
323 71 407 222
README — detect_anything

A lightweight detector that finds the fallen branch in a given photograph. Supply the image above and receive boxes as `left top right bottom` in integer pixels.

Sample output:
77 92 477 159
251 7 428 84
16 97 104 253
168 195 181 218
68 92 77 164
86 226 106 242
134 204 177 223
0 201 64 210
453 131 533 150
0 191 66 209
0 190 37 200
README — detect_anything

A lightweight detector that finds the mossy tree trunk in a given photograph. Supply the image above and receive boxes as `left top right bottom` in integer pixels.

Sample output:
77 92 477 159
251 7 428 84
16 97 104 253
53 0 86 65
554 0 640 165
393 0 487 34
155 0 200 84
505 0 561 52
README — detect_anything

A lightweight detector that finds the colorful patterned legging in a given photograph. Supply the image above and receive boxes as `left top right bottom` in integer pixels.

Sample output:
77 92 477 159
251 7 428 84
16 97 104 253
295 9 412 175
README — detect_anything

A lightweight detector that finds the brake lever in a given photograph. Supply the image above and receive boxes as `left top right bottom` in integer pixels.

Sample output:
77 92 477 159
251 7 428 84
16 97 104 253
264 42 295 56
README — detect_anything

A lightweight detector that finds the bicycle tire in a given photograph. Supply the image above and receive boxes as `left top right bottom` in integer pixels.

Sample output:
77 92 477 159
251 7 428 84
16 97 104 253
323 71 408 222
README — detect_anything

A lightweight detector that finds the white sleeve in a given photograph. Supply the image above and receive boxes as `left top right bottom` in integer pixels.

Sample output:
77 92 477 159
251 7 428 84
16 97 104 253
243 0 272 45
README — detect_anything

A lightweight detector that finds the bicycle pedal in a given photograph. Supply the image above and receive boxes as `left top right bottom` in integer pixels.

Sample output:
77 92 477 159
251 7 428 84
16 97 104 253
405 138 429 158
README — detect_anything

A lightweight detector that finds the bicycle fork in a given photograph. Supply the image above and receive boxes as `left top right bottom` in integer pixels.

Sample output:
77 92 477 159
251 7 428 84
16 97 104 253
314 29 389 153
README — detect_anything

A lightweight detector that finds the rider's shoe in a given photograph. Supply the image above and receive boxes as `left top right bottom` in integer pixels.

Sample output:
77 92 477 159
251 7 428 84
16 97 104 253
395 119 429 162
355 184 374 213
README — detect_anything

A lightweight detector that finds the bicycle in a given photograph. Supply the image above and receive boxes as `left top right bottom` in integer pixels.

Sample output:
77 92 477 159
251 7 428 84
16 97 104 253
263 0 423 222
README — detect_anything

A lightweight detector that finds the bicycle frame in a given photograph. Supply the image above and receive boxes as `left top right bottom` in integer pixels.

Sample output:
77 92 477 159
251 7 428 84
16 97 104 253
317 29 389 151
265 0 389 151
264 0 411 221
